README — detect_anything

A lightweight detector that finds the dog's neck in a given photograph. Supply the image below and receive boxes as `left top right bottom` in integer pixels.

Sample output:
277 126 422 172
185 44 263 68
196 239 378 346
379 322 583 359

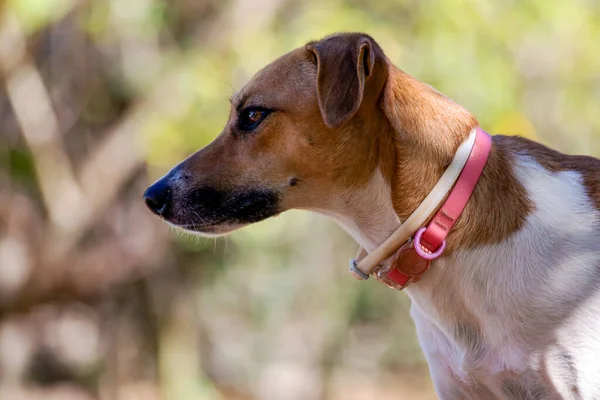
330 67 479 252
321 66 529 268
316 168 401 253
382 66 479 221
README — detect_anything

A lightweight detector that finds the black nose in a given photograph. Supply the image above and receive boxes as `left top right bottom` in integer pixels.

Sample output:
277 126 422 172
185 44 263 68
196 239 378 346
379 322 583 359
143 178 171 216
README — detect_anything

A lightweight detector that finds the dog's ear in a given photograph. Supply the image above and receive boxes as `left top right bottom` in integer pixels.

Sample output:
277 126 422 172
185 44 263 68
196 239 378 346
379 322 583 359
307 34 385 129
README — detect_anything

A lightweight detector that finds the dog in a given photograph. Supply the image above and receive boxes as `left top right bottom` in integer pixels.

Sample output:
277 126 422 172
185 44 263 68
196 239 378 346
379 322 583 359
144 32 600 399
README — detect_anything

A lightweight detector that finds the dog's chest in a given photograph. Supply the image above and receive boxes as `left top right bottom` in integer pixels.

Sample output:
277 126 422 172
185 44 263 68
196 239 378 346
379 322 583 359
411 301 585 400
410 295 531 385
407 157 600 398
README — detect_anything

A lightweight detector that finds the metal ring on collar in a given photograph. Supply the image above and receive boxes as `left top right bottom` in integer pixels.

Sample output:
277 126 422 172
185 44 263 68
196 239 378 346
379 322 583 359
349 259 370 280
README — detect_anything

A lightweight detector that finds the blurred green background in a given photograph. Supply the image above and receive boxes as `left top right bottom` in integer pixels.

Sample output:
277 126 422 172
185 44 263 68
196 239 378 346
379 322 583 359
0 0 598 399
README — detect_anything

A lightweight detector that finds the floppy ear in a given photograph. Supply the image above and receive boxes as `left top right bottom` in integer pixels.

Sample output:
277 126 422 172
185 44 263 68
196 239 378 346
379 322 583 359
307 35 379 129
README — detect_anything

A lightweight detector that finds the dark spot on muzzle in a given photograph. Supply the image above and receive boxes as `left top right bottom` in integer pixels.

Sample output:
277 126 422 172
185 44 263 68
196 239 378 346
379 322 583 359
184 187 280 227
144 167 281 231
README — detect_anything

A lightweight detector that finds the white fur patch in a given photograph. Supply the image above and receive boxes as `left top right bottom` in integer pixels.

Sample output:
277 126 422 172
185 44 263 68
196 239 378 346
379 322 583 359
404 156 600 397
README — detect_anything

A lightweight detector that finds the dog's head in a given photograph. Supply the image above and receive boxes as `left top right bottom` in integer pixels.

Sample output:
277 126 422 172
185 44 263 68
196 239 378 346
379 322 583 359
143 33 391 236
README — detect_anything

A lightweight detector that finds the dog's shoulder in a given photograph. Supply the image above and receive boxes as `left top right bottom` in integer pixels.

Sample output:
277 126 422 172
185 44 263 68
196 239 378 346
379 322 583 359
493 134 600 211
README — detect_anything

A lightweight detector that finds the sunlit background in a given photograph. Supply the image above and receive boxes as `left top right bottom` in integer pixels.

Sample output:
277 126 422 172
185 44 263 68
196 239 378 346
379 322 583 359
0 0 599 399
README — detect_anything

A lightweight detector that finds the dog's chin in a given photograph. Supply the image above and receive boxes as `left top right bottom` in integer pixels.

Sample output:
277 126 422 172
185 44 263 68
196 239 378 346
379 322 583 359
166 220 247 238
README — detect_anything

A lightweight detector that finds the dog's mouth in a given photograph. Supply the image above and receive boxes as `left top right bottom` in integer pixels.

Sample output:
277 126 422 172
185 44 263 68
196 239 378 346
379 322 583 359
150 186 281 236
165 220 246 237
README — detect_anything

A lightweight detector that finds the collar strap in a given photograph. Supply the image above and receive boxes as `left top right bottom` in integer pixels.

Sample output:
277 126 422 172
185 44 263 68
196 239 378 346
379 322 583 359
349 127 492 288
415 128 492 258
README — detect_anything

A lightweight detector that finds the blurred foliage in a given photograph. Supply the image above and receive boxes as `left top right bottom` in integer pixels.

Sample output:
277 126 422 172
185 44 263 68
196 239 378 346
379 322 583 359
0 0 598 399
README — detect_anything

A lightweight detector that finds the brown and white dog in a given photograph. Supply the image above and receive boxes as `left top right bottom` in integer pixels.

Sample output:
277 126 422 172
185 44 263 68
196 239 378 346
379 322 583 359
144 33 600 399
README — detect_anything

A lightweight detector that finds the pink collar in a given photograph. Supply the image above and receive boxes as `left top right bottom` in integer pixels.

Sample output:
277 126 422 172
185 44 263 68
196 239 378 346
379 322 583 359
352 127 492 290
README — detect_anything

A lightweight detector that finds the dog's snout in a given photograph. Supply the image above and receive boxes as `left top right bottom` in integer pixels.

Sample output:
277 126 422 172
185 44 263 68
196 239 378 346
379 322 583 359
143 178 172 216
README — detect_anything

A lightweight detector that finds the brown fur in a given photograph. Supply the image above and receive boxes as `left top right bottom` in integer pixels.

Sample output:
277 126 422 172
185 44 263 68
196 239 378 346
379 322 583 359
178 34 393 224
379 66 533 253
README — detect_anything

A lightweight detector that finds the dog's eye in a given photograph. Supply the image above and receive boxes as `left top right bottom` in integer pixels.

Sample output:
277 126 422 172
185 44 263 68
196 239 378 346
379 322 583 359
238 107 271 131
